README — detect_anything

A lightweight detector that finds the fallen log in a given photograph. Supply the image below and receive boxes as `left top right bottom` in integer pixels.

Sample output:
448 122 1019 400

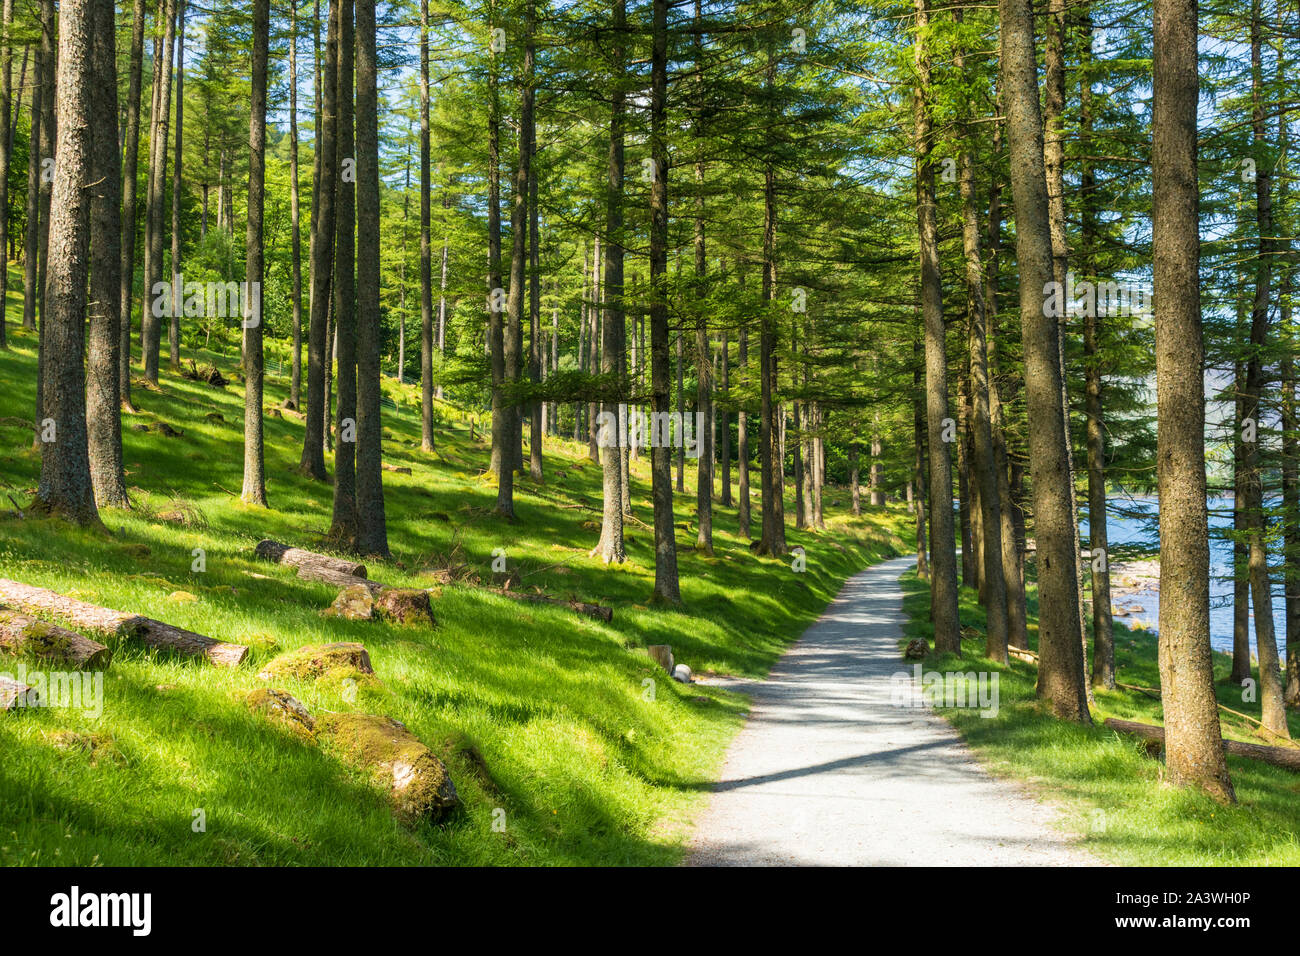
0 578 248 667
296 565 385 593
0 610 112 670
1104 717 1300 772
488 587 613 622
255 539 368 579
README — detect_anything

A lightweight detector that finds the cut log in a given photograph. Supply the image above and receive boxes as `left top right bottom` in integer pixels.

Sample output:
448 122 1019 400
316 713 459 823
0 578 248 667
255 539 368 579
0 676 38 711
1103 717 1300 772
258 642 375 681
297 565 385 593
0 611 112 670
489 587 613 622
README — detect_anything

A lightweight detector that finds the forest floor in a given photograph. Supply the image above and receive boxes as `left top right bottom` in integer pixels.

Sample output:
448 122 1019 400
901 568 1300 865
686 554 1097 865
0 304 910 865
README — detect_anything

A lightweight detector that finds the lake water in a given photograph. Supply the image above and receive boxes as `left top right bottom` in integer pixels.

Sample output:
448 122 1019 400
1081 496 1288 656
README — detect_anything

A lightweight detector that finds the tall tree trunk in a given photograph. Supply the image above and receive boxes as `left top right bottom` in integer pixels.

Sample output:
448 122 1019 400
1044 0 1090 684
1243 0 1287 735
915 0 958 653
648 0 681 602
353 0 387 556
167 1 184 370
499 0 534 519
528 120 543 482
329 0 358 540
737 316 751 538
1000 0 1088 718
419 0 434 450
21 13 43 335
142 0 176 384
118 0 146 411
487 3 508 499
694 6 713 554
593 0 626 564
719 327 731 506
756 55 786 558
25 0 53 442
956 21 1009 662
87 0 128 508
1152 0 1235 800
0 0 12 349
241 0 269 507
1279 33 1299 709
589 237 602 464
288 0 302 410
437 192 448 400
1079 10 1114 688
300 0 337 480
913 333 929 579
34 0 99 526
956 368 975 588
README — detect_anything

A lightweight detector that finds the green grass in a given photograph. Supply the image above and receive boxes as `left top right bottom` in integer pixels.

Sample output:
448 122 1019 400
0 303 910 866
900 568 1300 865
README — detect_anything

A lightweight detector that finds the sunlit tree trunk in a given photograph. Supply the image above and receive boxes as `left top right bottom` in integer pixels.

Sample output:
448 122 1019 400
1152 0 1235 799
241 0 269 507
1000 0 1088 716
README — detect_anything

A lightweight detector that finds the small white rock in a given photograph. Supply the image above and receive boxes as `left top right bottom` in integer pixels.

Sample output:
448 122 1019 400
672 664 692 684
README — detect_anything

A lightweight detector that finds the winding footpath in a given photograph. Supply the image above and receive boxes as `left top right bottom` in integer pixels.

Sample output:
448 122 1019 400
687 555 1098 866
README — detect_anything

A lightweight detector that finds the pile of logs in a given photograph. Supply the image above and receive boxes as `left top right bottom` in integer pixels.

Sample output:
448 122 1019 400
0 578 248 667
255 539 613 622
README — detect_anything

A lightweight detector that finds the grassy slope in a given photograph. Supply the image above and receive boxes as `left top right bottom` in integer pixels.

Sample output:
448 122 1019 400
901 568 1300 866
0 303 909 865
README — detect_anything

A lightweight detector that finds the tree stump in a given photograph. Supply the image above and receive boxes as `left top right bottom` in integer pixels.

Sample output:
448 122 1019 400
648 644 674 673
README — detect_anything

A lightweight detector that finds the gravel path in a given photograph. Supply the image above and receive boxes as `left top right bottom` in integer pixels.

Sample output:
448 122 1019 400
686 555 1098 866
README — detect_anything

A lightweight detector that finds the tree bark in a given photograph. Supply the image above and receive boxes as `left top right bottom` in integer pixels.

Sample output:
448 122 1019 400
1000 0 1088 717
33 0 98 526
240 0 269 507
288 0 302 409
167 1 185 370
648 0 680 602
1079 11 1113 688
118 0 147 410
756 55 786 558
955 23 1009 662
353 0 388 557
915 0 958 654
329 0 358 541
693 4 713 554
300 0 337 481
141 0 177 384
593 0 626 565
1242 0 1286 735
87 0 129 509
0 0 12 349
419 0 434 450
1151 0 1235 800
